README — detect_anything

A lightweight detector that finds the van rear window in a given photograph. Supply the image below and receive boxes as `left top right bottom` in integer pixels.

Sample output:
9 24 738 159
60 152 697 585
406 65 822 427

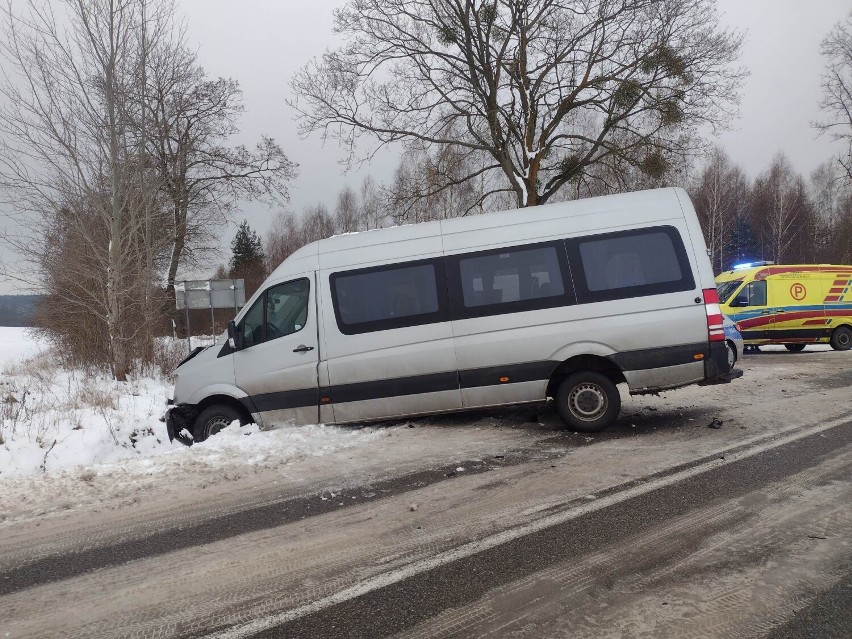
330 260 447 334
567 226 694 303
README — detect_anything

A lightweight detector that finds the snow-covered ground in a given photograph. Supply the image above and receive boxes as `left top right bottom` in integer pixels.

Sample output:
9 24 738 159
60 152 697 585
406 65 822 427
1 327 545 526
0 327 387 481
2 326 844 530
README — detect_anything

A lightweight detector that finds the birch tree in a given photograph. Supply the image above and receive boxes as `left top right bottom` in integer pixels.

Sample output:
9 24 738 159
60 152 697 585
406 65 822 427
291 0 745 209
334 184 361 233
751 154 808 265
0 0 171 379
690 147 747 272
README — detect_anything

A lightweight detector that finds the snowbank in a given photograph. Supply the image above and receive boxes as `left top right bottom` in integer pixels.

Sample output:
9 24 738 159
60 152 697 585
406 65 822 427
0 328 383 481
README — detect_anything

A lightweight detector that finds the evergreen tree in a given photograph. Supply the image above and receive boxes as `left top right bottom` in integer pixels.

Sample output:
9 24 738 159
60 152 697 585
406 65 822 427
230 220 266 271
229 220 267 295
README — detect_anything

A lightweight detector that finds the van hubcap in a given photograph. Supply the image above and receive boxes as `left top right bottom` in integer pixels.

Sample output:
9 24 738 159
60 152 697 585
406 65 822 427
203 416 230 438
568 383 607 421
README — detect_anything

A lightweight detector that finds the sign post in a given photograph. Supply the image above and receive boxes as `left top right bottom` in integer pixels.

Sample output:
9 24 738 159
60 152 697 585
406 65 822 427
175 279 246 352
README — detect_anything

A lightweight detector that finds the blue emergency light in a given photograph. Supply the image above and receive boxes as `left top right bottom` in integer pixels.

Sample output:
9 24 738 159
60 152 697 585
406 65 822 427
733 260 774 270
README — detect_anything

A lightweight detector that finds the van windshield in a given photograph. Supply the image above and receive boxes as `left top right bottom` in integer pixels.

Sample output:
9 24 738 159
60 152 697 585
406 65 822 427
717 280 743 304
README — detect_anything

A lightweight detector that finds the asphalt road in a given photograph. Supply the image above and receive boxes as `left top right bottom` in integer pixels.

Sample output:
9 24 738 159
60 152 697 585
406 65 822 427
1 348 850 639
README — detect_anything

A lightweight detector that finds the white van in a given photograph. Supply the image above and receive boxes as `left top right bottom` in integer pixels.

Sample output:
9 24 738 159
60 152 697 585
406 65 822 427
166 188 740 444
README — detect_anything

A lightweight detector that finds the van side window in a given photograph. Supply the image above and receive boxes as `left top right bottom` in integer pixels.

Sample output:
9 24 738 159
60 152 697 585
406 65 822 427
330 260 448 334
239 278 310 347
567 226 694 303
446 241 574 319
459 246 565 306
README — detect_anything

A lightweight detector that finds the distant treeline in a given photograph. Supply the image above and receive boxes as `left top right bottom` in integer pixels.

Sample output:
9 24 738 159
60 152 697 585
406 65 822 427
0 295 44 327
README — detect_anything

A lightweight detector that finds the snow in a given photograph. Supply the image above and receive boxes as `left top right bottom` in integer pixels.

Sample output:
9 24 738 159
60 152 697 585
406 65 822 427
0 328 384 483
0 326 47 368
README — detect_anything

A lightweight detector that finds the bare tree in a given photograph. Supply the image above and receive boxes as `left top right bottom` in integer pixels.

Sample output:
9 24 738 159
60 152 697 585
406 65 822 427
301 203 336 244
811 159 852 262
265 210 303 270
144 38 298 306
690 147 748 272
0 0 174 379
751 154 809 264
334 184 361 233
291 0 745 209
359 174 387 230
814 12 852 181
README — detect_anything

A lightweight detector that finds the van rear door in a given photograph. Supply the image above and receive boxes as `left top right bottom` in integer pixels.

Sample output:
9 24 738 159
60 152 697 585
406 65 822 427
233 272 320 426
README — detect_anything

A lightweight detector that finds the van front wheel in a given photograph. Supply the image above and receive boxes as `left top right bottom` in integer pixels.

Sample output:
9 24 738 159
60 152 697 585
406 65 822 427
784 344 806 352
830 326 852 351
193 404 245 443
555 372 621 433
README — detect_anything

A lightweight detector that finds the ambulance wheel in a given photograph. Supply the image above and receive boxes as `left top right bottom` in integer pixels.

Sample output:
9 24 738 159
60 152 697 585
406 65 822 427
193 404 244 443
784 344 806 352
555 372 621 433
830 326 852 351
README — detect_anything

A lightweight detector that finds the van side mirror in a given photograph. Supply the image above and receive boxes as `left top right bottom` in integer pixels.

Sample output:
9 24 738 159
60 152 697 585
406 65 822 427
227 320 244 350
730 294 748 308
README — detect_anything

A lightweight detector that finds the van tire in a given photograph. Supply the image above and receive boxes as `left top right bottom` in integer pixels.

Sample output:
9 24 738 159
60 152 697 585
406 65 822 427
784 344 806 352
830 326 852 351
193 404 244 443
555 372 621 433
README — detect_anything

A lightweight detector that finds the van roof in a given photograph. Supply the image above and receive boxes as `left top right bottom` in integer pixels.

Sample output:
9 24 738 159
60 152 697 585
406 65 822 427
272 187 689 279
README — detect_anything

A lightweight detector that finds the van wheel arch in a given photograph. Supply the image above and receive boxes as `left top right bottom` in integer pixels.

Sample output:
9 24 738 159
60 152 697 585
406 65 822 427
193 395 254 442
546 355 626 400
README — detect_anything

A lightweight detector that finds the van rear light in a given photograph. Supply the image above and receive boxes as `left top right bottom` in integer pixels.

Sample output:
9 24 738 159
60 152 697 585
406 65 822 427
703 288 725 342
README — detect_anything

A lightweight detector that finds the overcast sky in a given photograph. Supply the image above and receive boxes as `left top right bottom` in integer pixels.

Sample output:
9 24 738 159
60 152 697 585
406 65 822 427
1 0 850 293
181 0 850 237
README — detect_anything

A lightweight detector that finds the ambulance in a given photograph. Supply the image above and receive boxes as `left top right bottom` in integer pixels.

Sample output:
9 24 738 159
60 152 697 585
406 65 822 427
715 263 852 351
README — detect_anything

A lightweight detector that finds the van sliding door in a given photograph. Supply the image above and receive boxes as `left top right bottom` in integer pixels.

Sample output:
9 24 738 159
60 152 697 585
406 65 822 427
322 249 462 423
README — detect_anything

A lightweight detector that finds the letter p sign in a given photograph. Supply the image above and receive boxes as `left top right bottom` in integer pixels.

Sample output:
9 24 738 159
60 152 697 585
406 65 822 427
790 283 807 301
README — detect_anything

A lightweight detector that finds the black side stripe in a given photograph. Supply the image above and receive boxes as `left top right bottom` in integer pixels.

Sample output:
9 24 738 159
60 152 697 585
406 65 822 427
324 371 459 404
609 342 708 371
250 388 318 413
240 342 710 413
458 361 557 389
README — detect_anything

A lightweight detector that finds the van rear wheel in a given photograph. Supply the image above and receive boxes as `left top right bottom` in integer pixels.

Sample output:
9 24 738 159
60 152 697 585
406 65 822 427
784 344 806 352
193 404 244 443
830 326 852 351
555 372 621 433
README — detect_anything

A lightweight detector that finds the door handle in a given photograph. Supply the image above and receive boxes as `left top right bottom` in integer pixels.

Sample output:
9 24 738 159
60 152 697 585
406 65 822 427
293 345 315 353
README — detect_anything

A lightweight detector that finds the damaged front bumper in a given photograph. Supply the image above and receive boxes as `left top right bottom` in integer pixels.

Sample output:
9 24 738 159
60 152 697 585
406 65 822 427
164 401 198 446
